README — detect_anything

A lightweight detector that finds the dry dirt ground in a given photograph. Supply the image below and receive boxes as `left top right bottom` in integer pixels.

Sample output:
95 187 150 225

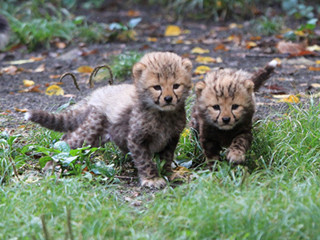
0 4 319 130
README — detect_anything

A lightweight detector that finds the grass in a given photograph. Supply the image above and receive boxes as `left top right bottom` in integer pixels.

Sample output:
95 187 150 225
0 0 140 50
1 100 320 238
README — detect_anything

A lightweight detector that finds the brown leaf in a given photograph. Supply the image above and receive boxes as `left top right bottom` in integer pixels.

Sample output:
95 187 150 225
127 10 141 17
276 41 316 56
80 49 98 57
214 44 228 51
308 66 320 71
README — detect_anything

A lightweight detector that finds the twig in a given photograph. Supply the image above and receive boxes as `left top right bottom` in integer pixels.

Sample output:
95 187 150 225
8 157 20 181
67 208 74 240
115 175 138 180
89 65 114 88
41 215 50 240
60 73 80 91
245 53 289 58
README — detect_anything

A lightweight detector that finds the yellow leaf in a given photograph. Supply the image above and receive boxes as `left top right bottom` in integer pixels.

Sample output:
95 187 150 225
195 56 216 64
316 60 320 65
14 108 28 113
147 37 158 42
77 66 93 73
164 25 181 36
278 95 300 103
246 41 257 49
194 65 211 75
229 23 243 29
23 80 35 87
191 47 210 54
45 85 64 96
294 30 306 36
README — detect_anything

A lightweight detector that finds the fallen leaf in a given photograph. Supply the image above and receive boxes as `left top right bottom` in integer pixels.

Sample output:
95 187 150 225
147 37 158 42
49 74 61 79
8 59 35 65
250 36 262 41
14 108 28 113
45 85 64 96
294 30 306 36
311 83 320 88
229 23 243 29
1 65 19 75
191 47 210 54
195 56 216 64
29 56 44 62
308 66 320 71
127 10 141 17
276 41 315 56
216 57 223 63
194 65 211 75
80 49 98 57
77 65 93 73
34 63 45 73
23 80 35 87
55 42 66 49
316 60 320 65
246 41 258 49
19 85 42 93
164 25 181 36
278 95 300 103
214 44 228 51
307 45 320 52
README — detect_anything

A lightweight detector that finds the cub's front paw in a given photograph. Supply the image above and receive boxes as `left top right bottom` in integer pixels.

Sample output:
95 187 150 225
140 177 166 189
227 149 246 164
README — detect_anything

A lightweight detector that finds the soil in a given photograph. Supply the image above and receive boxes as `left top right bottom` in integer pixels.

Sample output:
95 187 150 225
0 4 319 134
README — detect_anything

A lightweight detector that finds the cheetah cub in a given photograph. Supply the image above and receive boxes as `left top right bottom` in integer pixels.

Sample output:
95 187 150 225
26 52 193 188
191 60 277 165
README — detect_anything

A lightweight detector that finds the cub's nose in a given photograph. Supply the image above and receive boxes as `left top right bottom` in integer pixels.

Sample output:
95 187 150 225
222 117 231 124
164 96 173 103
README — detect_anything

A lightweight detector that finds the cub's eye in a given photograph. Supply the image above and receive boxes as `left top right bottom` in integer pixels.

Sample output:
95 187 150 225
212 105 220 110
153 85 161 91
173 84 180 89
231 104 239 110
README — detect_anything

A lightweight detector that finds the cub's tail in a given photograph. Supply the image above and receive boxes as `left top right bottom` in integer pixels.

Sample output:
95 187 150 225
0 15 9 49
25 107 91 132
252 59 278 92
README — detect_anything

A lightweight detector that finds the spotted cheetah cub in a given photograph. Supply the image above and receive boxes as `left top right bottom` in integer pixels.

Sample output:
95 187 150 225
192 60 277 165
26 52 193 188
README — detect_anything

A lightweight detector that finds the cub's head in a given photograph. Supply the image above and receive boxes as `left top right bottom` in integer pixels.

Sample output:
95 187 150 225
195 69 255 130
133 52 192 111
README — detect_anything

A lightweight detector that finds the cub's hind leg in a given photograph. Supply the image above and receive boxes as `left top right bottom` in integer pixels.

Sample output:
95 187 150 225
62 109 109 148
226 132 252 164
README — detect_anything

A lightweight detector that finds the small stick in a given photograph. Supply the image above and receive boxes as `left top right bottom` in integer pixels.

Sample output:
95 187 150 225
60 73 80 91
8 157 20 181
41 215 51 240
67 208 74 240
115 175 138 180
89 65 114 88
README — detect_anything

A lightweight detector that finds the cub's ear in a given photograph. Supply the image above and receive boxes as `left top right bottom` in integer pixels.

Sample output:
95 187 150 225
182 58 193 72
132 62 147 81
195 81 206 97
244 80 254 93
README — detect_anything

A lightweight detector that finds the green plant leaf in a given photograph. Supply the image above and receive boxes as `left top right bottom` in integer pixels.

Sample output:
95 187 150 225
128 18 142 29
54 141 71 152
